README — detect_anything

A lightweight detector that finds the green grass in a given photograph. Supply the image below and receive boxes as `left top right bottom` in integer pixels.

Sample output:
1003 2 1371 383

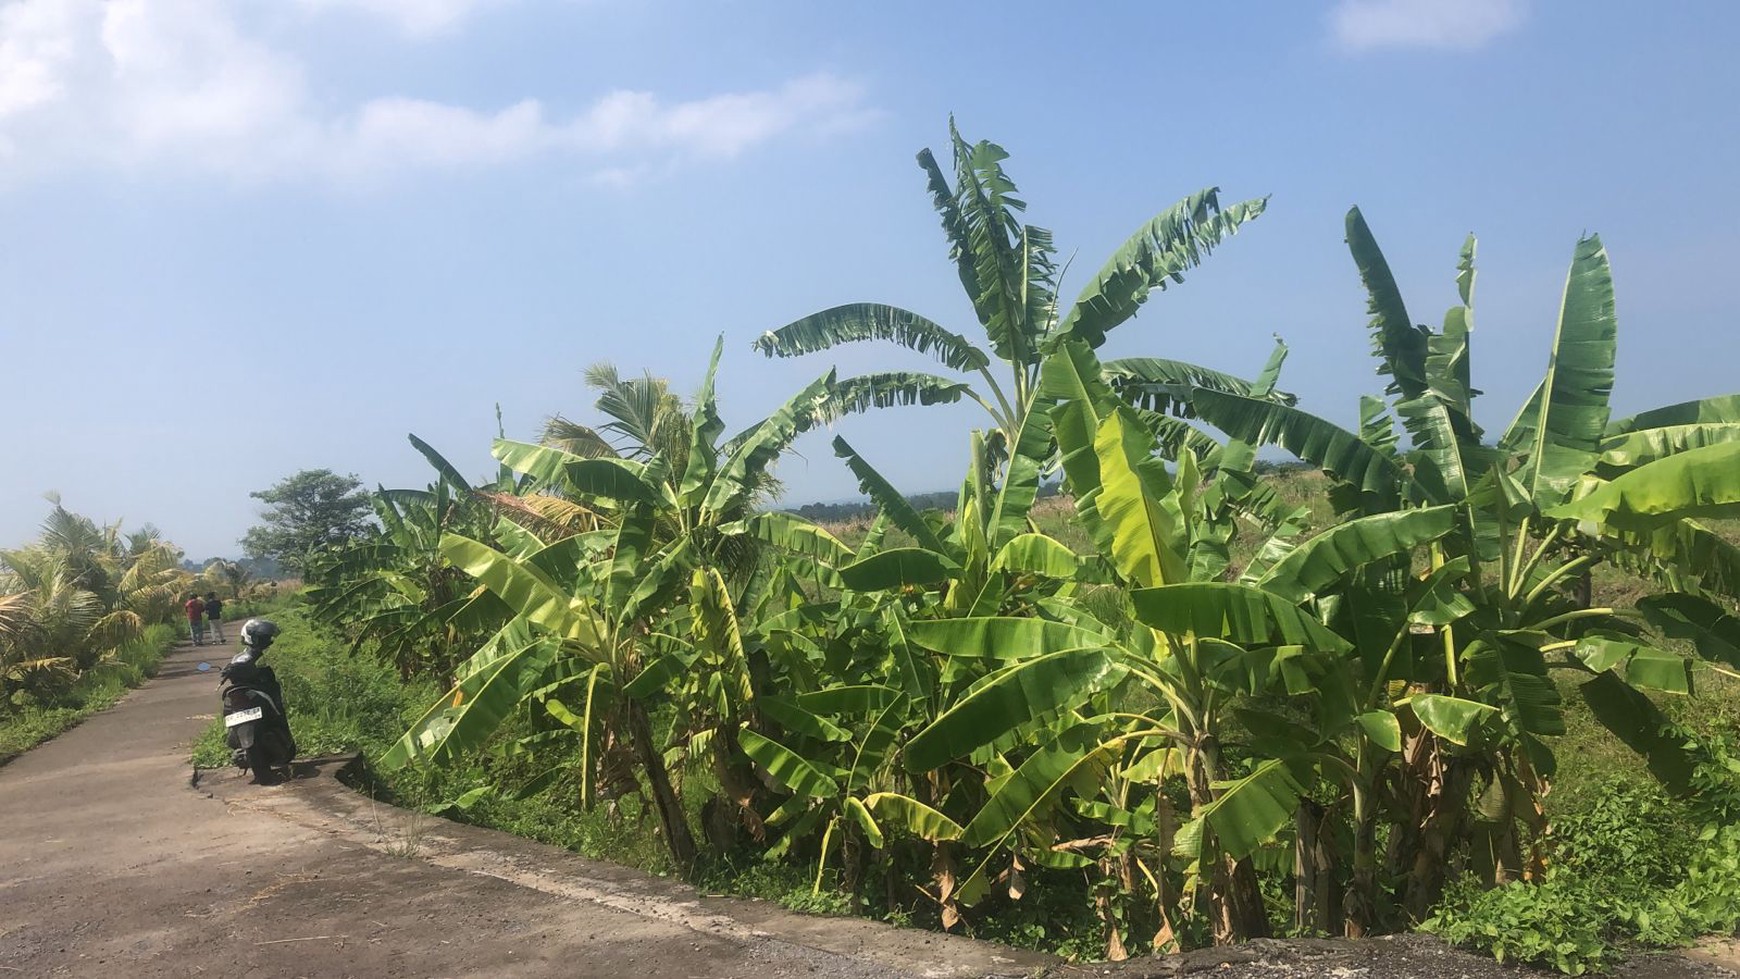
190 606 441 767
188 605 679 875
0 623 179 761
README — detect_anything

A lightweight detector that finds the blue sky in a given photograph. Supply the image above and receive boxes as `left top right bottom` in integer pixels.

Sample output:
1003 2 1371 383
1 0 1736 559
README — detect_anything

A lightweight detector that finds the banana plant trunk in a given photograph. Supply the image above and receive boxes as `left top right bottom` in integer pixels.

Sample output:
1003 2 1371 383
1293 800 1339 935
627 699 698 872
1387 729 1475 923
1193 737 1271 943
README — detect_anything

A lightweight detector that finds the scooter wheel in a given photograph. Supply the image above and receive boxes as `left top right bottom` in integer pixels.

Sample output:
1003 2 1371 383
247 744 279 785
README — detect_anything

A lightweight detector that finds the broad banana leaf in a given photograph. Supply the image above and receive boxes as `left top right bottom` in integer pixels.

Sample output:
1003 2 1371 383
1359 395 1400 458
734 512 854 567
759 696 852 742
991 533 1080 579
408 432 473 492
1608 393 1740 434
826 371 972 418
600 503 656 613
1042 340 1123 554
1398 396 1486 504
678 335 726 506
882 605 935 701
1425 233 1481 425
751 302 992 372
492 438 587 487
1548 441 1740 530
916 141 994 335
1101 356 1292 418
1408 693 1498 746
1356 711 1402 752
704 370 836 519
739 727 842 799
843 699 907 793
1187 388 1411 510
904 649 1121 771
1345 206 1429 401
1406 557 1477 627
793 684 904 715
832 435 949 555
863 792 963 841
1130 582 1352 652
1580 672 1696 794
1090 407 1188 587
1638 592 1740 668
380 623 557 769
904 616 1111 659
690 567 754 708
1257 506 1456 603
440 534 603 648
623 644 697 698
1141 410 1224 463
1574 636 1693 694
1463 636 1564 737
941 122 1038 364
843 796 885 848
1052 189 1267 350
986 399 1054 551
1639 518 1740 600
567 457 661 506
960 723 1118 848
1177 758 1303 862
1512 234 1618 508
838 547 960 591
1599 423 1740 471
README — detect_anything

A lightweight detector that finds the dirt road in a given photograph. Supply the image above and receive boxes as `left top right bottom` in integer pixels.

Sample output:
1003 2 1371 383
0 639 1049 978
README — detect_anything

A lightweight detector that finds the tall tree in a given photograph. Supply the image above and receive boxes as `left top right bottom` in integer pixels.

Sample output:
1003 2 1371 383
241 469 374 576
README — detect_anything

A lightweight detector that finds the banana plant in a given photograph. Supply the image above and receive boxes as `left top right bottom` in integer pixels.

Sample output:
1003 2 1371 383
379 340 856 872
1183 208 1740 924
752 119 1283 461
305 436 516 684
829 338 1352 949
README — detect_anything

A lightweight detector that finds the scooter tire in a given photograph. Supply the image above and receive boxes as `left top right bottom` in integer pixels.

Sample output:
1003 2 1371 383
247 744 278 785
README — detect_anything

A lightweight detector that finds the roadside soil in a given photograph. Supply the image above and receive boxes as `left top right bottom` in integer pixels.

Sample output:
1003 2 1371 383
2 638 1734 978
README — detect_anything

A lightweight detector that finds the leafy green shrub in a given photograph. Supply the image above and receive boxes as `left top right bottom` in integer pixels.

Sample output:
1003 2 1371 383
1427 723 1740 974
1427 875 1611 975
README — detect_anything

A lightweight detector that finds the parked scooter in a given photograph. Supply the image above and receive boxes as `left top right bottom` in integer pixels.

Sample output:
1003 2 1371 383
219 618 297 784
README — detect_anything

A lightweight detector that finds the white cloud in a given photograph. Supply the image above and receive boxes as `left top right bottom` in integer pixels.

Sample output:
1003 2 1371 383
0 0 871 184
1330 0 1526 51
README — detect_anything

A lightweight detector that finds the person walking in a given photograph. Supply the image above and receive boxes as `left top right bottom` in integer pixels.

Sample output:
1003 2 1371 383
204 591 226 644
184 593 207 646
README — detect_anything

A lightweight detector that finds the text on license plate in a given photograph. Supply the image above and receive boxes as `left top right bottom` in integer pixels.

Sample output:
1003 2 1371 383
225 706 264 727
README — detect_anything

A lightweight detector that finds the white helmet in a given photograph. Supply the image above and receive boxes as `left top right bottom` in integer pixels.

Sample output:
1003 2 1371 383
240 618 280 650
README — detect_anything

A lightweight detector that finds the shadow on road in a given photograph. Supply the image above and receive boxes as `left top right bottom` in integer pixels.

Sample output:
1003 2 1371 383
156 659 220 681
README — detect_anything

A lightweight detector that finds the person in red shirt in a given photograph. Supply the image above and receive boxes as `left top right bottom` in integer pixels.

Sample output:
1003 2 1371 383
184 594 207 646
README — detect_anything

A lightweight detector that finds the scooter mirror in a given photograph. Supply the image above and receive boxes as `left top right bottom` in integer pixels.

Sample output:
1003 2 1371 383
197 662 212 673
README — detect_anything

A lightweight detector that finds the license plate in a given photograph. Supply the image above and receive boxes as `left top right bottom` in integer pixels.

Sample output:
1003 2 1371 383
224 706 264 727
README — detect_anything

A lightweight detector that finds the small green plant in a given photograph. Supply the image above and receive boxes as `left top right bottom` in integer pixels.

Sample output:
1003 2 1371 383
1426 723 1740 974
1426 876 1611 975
